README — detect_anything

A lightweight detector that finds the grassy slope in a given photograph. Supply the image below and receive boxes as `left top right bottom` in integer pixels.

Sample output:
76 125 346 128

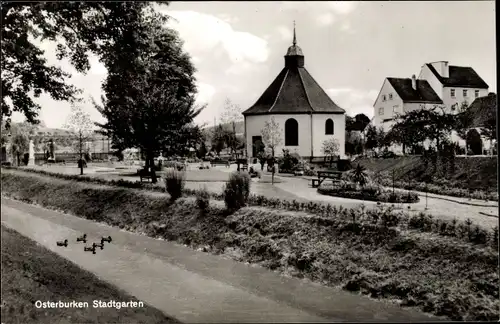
1 169 498 321
1 226 180 324
357 156 498 191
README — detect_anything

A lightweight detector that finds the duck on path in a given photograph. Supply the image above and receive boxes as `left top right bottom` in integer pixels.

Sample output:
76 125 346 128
56 239 68 247
76 234 87 243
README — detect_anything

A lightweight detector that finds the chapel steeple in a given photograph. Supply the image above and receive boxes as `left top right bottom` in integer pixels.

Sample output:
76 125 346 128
285 21 304 68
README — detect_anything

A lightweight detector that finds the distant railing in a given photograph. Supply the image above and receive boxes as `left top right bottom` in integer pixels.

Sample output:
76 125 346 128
34 152 111 163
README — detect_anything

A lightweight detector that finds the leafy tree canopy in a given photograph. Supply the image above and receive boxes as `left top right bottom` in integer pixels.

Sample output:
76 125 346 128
1 2 169 126
94 13 203 183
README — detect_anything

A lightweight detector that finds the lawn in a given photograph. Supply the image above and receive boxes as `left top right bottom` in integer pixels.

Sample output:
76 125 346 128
1 225 180 324
24 164 298 201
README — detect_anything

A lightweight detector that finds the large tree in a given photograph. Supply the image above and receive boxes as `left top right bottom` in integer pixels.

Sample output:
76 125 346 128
389 105 454 154
261 117 282 185
386 116 427 155
95 22 203 183
364 125 378 152
1 2 168 126
211 124 228 155
1 121 38 165
322 138 340 168
478 94 497 156
220 98 243 156
452 101 473 155
63 104 94 175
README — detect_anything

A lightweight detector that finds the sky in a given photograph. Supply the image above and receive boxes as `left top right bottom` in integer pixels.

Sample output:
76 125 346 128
11 1 496 129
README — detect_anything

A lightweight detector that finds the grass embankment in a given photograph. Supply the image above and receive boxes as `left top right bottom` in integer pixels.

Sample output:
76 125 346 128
358 156 498 201
0 225 180 324
1 169 499 321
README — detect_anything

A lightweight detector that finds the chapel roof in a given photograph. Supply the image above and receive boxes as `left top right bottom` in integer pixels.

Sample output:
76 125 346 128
242 24 345 116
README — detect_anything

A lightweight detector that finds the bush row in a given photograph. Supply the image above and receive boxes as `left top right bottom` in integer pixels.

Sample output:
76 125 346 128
376 174 498 202
317 182 420 203
4 166 498 249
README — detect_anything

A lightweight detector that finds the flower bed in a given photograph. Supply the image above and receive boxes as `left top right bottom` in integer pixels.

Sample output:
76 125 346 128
376 174 498 202
318 181 420 203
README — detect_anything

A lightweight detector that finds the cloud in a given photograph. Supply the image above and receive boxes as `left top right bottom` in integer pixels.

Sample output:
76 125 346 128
218 13 240 24
165 10 269 68
326 2 358 15
281 1 358 26
276 25 293 41
340 22 355 34
195 82 216 104
326 88 378 118
317 13 336 26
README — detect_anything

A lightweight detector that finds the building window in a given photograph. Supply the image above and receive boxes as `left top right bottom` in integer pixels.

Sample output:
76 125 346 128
325 118 334 135
475 90 479 98
389 93 393 100
393 105 399 114
379 107 384 115
284 118 299 146
463 89 468 97
382 95 386 102
450 89 455 98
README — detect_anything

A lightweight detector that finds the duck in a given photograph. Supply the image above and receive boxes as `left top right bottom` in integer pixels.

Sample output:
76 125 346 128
101 236 112 244
76 234 87 243
93 242 104 250
84 245 96 254
56 239 68 247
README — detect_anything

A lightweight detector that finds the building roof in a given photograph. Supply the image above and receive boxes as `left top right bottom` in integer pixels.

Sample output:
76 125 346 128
467 93 497 128
242 25 345 116
426 64 489 89
387 78 443 104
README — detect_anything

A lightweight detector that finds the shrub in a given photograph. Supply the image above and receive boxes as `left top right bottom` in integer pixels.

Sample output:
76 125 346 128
318 183 419 203
164 169 186 201
196 186 210 212
304 169 316 176
223 171 251 211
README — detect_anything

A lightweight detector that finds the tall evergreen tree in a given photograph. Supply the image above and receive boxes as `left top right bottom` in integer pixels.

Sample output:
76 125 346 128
95 21 203 183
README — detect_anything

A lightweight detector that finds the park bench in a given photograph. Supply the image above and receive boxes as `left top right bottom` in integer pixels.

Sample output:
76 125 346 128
211 160 230 168
137 167 154 182
310 170 342 188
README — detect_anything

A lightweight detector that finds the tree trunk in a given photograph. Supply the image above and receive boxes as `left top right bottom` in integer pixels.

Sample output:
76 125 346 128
79 132 83 175
271 148 275 185
16 152 20 166
150 156 157 184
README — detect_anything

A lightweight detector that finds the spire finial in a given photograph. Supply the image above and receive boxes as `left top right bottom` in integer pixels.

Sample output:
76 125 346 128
293 20 297 46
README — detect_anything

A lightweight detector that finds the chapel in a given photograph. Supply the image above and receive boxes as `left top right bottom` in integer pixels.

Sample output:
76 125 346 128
242 24 346 160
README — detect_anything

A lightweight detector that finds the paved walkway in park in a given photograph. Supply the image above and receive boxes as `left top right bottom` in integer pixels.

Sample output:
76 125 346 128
216 164 499 229
1 197 440 323
23 164 499 229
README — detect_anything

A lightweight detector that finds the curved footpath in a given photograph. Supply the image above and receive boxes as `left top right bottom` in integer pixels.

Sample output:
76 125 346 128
217 164 498 229
1 197 441 323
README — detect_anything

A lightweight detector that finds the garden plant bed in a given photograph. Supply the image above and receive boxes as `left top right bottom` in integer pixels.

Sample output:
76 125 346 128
0 225 179 324
358 156 498 202
376 176 498 202
318 183 420 204
1 168 498 321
